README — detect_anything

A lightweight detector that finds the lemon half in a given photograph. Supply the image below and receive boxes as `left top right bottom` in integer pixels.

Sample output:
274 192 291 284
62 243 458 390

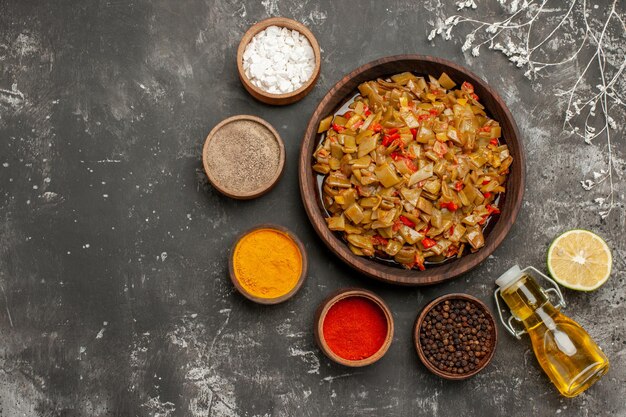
547 229 612 291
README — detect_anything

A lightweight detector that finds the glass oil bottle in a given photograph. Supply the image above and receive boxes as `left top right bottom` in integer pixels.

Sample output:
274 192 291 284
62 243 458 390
494 266 609 398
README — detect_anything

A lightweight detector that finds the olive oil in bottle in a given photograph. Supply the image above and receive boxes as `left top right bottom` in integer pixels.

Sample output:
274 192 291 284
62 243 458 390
495 266 609 398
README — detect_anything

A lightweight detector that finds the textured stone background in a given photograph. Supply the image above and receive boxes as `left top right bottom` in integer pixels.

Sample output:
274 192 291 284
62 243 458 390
0 0 624 416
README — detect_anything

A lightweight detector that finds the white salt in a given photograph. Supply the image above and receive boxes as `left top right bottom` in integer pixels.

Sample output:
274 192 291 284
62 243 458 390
243 25 316 94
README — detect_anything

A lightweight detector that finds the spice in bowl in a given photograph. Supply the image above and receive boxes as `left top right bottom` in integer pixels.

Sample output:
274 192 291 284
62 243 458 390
316 289 394 366
324 297 387 360
203 115 285 199
230 226 306 304
415 295 496 379
242 25 316 94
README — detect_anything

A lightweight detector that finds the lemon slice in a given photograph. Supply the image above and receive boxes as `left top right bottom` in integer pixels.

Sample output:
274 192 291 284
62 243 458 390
547 230 612 291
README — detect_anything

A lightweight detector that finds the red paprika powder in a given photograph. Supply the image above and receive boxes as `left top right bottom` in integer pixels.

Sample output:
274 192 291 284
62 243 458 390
322 296 388 360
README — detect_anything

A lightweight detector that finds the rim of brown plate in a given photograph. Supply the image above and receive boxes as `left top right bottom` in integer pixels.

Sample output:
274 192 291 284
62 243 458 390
298 54 526 286
413 293 498 380
203 115 285 200
236 17 322 105
314 288 395 367
228 224 308 305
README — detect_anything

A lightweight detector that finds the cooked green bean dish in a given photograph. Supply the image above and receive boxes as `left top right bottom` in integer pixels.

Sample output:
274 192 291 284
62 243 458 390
313 72 512 270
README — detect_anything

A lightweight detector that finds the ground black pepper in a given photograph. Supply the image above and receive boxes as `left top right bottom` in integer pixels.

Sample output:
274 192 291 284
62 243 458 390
205 119 281 194
419 299 494 375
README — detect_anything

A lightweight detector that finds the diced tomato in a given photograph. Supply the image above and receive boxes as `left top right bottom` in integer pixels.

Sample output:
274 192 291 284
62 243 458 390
392 220 403 232
394 138 405 153
482 179 491 185
415 254 426 271
364 106 372 117
462 81 474 93
479 125 491 132
332 123 345 133
352 120 364 129
440 201 458 211
372 235 389 246
421 237 437 249
370 123 382 133
478 215 488 225
454 181 464 191
385 128 399 135
449 225 455 235
418 114 430 122
462 82 479 100
392 152 417 172
343 111 353 118
446 245 458 258
486 204 501 214
489 138 499 146
483 192 492 198
410 128 418 138
399 215 415 228
429 108 440 116
383 132 400 146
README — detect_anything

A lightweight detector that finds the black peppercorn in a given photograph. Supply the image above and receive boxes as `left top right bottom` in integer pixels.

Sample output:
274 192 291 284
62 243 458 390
419 299 494 375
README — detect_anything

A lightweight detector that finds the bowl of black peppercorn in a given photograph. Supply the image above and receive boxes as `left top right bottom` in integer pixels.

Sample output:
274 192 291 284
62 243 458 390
414 293 497 380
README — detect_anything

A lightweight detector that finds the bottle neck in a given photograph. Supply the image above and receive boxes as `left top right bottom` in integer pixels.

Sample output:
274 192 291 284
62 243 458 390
520 302 560 331
501 273 558 328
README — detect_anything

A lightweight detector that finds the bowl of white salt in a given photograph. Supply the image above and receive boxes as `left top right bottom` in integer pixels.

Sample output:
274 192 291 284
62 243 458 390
237 17 321 105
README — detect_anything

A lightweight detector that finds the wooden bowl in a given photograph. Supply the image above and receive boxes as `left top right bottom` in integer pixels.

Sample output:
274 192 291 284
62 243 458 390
314 288 394 367
203 115 285 199
413 293 497 380
237 17 321 105
229 224 307 304
298 55 526 285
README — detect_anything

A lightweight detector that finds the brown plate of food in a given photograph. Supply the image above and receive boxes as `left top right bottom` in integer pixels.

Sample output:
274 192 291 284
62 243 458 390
298 55 525 286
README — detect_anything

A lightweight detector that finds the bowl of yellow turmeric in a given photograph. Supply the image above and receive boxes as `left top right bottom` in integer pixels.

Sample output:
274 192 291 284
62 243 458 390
229 224 308 304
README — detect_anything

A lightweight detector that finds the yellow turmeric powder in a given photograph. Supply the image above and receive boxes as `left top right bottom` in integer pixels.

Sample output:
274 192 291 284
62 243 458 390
233 228 302 299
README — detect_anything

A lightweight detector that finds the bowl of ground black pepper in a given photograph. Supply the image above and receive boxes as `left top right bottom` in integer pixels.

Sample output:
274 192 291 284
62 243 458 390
203 115 285 199
414 293 497 380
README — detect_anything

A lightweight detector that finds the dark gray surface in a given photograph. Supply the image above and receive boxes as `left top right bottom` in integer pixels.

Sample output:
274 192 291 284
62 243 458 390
1 1 625 416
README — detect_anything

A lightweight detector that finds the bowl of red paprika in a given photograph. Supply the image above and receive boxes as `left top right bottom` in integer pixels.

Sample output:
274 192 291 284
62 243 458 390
314 288 394 367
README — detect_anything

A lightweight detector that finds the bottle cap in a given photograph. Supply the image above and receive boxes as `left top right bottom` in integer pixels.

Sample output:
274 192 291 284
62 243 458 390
496 265 523 289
